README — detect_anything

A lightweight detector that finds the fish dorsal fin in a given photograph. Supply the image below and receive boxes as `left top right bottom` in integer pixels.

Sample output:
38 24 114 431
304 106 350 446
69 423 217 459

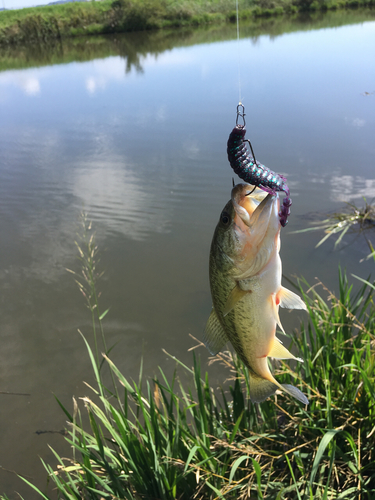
268 337 303 362
278 286 307 310
271 294 286 335
223 285 248 317
203 308 229 355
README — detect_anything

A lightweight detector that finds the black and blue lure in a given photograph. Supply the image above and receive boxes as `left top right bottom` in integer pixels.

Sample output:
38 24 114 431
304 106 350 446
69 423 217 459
227 104 292 227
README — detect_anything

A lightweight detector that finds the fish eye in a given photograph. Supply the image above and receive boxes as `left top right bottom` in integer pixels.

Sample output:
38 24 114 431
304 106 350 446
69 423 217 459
220 211 231 225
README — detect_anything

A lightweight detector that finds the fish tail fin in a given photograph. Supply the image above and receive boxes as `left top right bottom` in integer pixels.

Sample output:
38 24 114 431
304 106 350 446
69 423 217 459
281 384 309 405
248 373 278 403
248 373 309 405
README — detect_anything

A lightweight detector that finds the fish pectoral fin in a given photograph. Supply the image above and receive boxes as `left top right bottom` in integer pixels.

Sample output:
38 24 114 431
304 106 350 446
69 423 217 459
271 294 286 335
278 286 307 310
281 384 309 405
268 338 303 361
222 285 248 317
203 308 229 355
248 373 278 403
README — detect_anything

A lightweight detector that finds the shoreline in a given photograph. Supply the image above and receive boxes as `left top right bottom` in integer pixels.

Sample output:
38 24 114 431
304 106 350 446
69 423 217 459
0 0 374 46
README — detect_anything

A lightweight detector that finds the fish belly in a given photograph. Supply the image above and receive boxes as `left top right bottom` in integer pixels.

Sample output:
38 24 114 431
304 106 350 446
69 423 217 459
232 285 275 375
226 251 281 379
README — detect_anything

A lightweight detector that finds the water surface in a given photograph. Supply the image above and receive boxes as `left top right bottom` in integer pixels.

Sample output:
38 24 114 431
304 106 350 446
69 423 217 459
0 10 375 498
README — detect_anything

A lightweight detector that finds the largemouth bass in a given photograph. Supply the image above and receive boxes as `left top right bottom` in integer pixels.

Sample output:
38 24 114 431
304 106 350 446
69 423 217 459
204 183 308 405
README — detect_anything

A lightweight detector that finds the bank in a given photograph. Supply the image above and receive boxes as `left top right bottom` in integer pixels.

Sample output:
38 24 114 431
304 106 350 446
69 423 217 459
0 0 374 46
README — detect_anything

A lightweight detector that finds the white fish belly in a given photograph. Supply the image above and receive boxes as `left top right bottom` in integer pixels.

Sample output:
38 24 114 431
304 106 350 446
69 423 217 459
230 252 281 377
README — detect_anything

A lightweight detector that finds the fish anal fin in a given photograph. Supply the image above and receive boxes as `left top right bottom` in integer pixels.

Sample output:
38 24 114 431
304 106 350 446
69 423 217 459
203 308 229 355
271 294 286 335
281 384 309 405
223 285 248 317
278 286 307 310
248 373 278 403
268 338 303 361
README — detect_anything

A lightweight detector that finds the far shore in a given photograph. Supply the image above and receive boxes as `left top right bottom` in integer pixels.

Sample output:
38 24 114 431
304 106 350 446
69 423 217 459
1 0 374 46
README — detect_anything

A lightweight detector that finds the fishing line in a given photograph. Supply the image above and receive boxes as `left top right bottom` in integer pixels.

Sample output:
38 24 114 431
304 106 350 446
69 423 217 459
236 0 242 105
227 0 293 227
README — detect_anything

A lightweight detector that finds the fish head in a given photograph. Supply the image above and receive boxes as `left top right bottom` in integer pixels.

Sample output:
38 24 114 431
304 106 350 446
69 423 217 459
211 197 239 260
232 183 280 234
211 183 281 277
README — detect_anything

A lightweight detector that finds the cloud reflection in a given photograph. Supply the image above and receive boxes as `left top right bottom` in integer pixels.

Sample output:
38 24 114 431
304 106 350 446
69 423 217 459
22 77 40 95
86 77 98 94
0 70 41 96
344 116 366 128
0 122 174 288
182 138 200 159
330 175 375 202
85 57 126 94
72 157 171 241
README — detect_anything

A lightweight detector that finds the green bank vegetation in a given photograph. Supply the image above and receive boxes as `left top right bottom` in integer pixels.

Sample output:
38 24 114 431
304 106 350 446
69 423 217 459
1 7 375 72
1 215 374 499
0 0 375 46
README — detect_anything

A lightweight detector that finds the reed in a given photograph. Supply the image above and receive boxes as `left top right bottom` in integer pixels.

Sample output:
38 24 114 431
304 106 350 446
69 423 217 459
2 218 375 499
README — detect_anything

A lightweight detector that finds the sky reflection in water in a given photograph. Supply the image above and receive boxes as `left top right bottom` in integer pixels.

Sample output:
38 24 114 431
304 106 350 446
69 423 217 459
0 14 375 499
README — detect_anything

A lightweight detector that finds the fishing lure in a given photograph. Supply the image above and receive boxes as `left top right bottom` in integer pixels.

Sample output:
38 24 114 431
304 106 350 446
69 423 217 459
227 104 292 227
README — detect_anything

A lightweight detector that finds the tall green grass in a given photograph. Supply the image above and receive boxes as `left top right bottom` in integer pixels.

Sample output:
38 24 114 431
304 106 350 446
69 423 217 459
2 216 375 499
1 0 375 46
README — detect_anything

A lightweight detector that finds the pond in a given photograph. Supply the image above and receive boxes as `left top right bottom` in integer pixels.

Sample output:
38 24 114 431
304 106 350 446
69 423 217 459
0 8 375 498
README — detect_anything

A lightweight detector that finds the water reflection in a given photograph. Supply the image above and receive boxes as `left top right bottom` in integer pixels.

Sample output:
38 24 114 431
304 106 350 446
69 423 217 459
72 158 172 240
1 8 375 74
345 116 366 128
330 175 375 203
84 56 128 94
0 68 41 96
1 10 375 500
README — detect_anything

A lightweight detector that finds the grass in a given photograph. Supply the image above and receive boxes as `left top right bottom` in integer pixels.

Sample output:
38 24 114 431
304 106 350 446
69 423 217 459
294 199 375 260
2 8 375 74
1 214 374 499
0 0 375 46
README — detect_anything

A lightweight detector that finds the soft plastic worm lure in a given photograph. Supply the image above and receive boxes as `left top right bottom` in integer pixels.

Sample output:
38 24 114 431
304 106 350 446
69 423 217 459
227 104 292 227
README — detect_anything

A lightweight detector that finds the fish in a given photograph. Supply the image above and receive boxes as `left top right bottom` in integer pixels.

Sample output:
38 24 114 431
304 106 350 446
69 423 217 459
204 183 308 405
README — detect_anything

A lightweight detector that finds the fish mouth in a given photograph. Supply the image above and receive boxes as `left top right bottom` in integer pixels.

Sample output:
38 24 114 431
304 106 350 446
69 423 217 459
231 183 279 230
229 184 280 278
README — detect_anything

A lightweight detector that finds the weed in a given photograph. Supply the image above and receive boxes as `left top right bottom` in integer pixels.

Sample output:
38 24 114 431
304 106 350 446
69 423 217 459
294 199 375 260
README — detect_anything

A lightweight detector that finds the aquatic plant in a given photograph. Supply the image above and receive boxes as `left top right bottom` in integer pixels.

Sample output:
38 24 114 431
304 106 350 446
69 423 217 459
296 199 375 260
2 219 375 500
